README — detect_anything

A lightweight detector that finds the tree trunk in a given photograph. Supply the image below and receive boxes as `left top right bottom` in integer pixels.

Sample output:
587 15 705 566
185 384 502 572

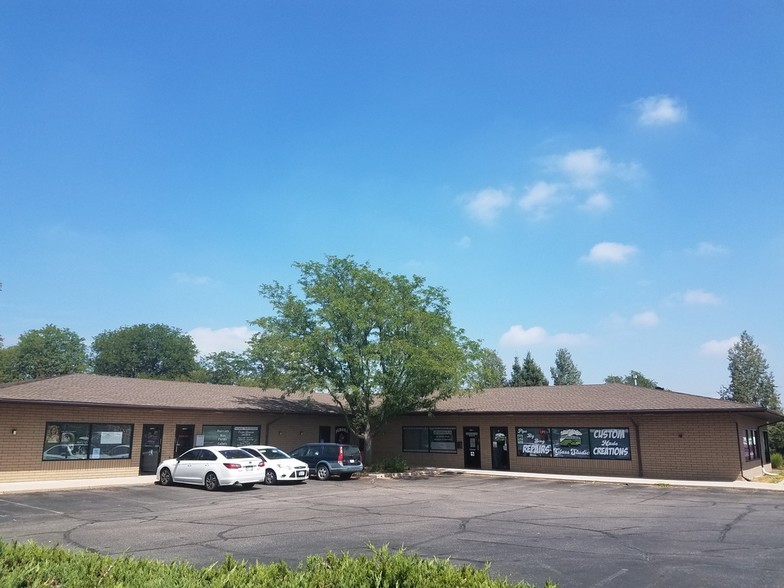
362 430 373 466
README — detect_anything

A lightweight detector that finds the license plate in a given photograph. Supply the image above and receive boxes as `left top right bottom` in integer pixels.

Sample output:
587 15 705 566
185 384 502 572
296 471 306 477
245 465 254 470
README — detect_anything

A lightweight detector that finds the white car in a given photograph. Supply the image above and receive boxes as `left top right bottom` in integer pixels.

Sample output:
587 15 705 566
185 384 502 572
240 445 309 485
156 446 264 490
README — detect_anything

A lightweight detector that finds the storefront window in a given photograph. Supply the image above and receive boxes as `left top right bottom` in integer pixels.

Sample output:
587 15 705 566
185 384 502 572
744 429 759 461
43 423 132 461
403 426 457 453
202 425 260 446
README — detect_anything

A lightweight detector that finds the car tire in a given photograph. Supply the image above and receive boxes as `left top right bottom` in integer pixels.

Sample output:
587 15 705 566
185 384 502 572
316 464 330 481
204 472 220 491
159 468 173 486
241 483 255 489
264 469 277 485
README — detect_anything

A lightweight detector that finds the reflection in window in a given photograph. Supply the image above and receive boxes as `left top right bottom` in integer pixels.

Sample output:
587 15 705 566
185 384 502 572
42 423 133 461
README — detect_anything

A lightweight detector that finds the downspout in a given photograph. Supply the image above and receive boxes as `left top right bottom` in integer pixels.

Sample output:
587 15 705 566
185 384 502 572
735 421 752 481
263 416 286 445
757 424 776 476
630 416 643 478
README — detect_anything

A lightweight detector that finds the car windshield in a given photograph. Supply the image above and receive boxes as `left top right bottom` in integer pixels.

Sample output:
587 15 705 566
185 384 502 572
260 448 291 460
219 449 254 459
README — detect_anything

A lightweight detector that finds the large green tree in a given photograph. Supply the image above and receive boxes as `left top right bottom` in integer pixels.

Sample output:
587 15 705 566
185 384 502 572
248 256 484 464
92 324 198 379
519 352 549 386
1 324 88 382
717 332 782 454
475 348 507 388
605 370 658 388
507 356 524 387
550 348 583 385
718 331 779 410
193 351 261 386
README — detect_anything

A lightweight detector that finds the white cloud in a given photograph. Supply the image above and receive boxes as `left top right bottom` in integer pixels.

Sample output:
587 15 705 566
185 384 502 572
582 242 639 264
690 241 728 256
499 324 588 348
519 181 560 218
683 289 720 305
172 272 211 285
699 336 739 357
631 310 660 327
465 188 512 224
188 326 257 356
580 192 612 213
553 147 611 189
635 95 687 126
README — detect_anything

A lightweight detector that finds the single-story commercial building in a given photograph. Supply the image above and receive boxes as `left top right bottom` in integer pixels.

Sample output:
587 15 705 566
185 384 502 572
0 374 780 482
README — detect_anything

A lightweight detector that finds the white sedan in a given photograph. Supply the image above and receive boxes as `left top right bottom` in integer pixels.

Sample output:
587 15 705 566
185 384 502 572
156 446 264 490
240 445 309 485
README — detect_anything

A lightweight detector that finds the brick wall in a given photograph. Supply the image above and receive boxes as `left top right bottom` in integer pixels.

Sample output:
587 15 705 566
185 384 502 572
0 402 347 482
372 411 771 482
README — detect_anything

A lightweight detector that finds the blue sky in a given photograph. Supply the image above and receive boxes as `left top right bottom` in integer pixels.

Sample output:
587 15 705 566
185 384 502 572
2 2 783 397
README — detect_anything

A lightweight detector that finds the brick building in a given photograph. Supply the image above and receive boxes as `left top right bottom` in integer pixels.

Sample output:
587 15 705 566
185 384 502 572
0 374 780 483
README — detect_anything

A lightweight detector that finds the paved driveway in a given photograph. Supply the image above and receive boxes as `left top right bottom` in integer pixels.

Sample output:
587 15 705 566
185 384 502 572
0 474 781 588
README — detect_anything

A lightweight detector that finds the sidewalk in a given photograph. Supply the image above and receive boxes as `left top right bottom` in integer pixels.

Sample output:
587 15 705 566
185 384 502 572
1 469 782 495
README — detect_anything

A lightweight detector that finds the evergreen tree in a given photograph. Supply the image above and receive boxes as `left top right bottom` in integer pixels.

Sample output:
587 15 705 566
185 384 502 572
519 351 549 386
718 331 780 410
508 356 524 387
550 348 583 385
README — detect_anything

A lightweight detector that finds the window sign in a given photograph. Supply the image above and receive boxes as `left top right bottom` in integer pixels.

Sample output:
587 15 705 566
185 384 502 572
589 428 631 460
232 426 260 446
429 427 457 452
516 427 552 457
202 426 232 446
552 428 591 458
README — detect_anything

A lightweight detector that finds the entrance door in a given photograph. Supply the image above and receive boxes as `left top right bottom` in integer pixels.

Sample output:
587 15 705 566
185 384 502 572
490 427 510 471
318 426 331 443
463 427 481 469
174 425 194 457
139 424 163 475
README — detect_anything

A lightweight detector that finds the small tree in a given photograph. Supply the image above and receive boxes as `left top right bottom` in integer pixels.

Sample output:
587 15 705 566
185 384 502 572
550 348 583 385
605 370 658 388
92 324 198 380
248 256 484 464
718 331 780 410
519 352 549 386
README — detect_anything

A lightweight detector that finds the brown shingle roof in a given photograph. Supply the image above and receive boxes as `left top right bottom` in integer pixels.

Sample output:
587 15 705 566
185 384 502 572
0 375 780 421
431 383 781 418
0 374 342 415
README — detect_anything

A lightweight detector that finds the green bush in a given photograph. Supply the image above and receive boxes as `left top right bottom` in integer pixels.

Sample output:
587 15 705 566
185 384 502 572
0 540 555 588
771 452 783 470
368 455 408 473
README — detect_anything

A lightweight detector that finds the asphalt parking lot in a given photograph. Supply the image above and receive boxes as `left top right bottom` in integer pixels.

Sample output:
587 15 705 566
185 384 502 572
1 473 782 588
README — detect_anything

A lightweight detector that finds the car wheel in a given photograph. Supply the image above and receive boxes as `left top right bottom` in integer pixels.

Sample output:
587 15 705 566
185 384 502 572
204 472 220 491
264 469 277 485
241 483 255 489
316 464 330 481
159 468 173 486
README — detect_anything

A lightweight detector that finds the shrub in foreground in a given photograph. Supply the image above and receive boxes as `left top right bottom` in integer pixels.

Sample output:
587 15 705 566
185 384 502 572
771 452 783 470
0 540 555 588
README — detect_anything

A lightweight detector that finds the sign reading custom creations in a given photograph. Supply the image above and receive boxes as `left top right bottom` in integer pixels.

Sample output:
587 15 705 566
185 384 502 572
517 427 632 460
551 427 591 458
589 428 631 460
